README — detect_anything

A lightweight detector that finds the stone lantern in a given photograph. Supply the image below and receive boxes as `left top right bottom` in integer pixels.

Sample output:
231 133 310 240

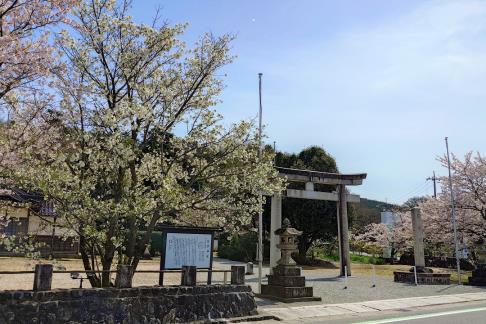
259 218 321 302
275 218 302 266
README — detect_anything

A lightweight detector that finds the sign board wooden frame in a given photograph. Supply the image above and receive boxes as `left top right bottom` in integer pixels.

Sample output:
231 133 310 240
157 225 220 285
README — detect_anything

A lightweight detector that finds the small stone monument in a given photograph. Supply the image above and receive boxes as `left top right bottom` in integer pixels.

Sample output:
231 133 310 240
260 218 321 302
410 207 431 273
142 245 152 260
468 244 486 286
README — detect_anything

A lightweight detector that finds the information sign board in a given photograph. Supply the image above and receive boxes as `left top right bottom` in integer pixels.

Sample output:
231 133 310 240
164 232 212 269
157 225 219 285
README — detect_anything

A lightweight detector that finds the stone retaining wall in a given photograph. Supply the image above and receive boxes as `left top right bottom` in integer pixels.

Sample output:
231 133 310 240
393 271 451 285
0 285 257 323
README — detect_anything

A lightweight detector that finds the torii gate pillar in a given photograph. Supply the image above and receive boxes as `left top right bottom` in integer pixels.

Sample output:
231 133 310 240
337 184 351 277
269 187 352 276
268 167 366 276
269 194 282 268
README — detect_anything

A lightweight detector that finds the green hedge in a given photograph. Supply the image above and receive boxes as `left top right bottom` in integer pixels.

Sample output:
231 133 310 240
218 232 257 262
138 231 164 256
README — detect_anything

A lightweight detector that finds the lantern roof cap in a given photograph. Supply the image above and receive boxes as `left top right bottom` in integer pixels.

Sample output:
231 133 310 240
275 218 302 236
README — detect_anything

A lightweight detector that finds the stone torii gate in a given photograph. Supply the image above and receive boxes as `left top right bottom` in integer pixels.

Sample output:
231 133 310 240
270 167 367 276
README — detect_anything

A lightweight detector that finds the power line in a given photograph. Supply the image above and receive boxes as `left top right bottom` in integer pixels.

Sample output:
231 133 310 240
396 181 430 203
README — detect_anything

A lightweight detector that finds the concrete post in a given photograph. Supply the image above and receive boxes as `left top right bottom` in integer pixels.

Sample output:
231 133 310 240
246 262 254 275
270 193 282 268
305 182 314 191
338 185 351 276
231 266 245 285
181 265 197 286
115 265 133 288
33 264 53 291
411 207 426 268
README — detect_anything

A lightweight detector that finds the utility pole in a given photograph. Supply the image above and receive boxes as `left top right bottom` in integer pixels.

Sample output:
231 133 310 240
257 73 263 293
426 171 438 198
445 137 461 284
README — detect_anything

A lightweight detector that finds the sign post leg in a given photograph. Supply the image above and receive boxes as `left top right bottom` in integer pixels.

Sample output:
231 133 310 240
159 271 164 286
207 270 212 285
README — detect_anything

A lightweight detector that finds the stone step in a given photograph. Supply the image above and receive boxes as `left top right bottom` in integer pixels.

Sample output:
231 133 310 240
393 271 451 285
267 275 306 287
469 276 486 285
261 285 314 299
472 269 486 277
272 266 301 277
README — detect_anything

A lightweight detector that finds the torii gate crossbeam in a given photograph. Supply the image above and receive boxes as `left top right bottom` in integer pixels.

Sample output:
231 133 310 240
270 167 367 276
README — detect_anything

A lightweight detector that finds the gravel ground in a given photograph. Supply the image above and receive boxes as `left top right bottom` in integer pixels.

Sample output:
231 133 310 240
228 260 486 307
0 257 231 290
1 256 485 306
254 273 486 307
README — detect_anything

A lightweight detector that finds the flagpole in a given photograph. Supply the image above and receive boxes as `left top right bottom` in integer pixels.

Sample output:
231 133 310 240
257 73 263 293
445 137 461 284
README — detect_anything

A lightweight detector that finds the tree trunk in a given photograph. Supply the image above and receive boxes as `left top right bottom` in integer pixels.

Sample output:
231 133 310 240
101 258 112 287
79 235 101 287
298 235 312 258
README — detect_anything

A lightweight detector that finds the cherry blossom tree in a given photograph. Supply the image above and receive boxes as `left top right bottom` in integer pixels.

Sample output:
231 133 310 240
0 0 72 102
353 211 412 259
418 152 486 261
0 0 73 178
9 0 284 287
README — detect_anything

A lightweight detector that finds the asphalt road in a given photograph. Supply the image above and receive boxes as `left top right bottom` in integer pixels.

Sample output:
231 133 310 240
271 300 486 324
352 307 486 324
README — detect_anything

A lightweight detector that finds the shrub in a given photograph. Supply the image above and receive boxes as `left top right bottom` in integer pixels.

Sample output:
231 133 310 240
218 232 257 262
139 231 164 256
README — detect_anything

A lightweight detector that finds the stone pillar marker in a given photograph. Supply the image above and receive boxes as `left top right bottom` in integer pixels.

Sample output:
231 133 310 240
33 264 53 291
411 207 426 269
181 265 197 286
337 184 351 276
393 208 451 284
231 266 245 285
116 265 133 288
270 193 282 269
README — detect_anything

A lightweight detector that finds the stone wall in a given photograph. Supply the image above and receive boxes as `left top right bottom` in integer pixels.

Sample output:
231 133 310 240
0 285 257 323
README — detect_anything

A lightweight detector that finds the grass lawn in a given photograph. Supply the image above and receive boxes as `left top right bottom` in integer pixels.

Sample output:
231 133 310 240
300 259 473 284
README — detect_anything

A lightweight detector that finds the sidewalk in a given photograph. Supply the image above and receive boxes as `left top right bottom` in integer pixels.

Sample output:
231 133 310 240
259 292 486 321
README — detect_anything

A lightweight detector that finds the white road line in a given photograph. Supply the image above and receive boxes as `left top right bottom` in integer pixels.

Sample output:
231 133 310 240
354 306 486 324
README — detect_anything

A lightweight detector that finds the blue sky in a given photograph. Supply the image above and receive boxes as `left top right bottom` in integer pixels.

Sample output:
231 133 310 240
131 0 486 204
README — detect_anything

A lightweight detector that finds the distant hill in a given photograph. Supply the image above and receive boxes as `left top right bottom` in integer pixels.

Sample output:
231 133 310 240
360 198 396 211
352 198 397 229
